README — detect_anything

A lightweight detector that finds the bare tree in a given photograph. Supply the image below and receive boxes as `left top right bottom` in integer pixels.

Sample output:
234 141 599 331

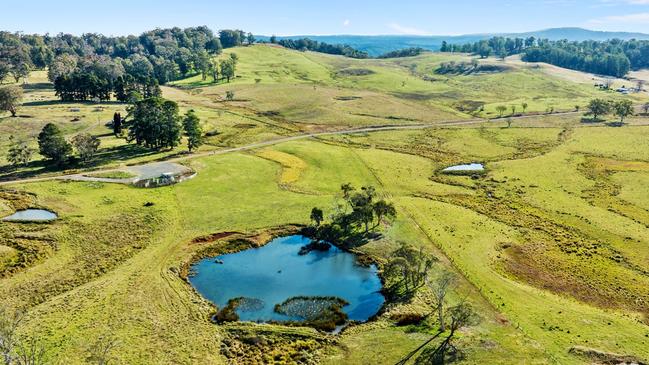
14 338 46 365
86 335 119 365
428 271 456 332
396 303 479 365
415 303 479 365
636 79 645 93
0 307 25 365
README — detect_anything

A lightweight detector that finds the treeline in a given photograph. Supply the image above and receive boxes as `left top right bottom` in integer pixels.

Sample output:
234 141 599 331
275 38 369 59
377 47 425 59
441 37 649 77
272 37 427 60
0 27 251 101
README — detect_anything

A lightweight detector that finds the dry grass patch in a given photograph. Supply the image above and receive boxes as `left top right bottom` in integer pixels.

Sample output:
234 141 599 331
256 149 307 185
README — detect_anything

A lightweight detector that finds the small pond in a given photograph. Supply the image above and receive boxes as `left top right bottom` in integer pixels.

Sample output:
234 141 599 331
2 209 58 222
189 235 385 323
442 163 485 172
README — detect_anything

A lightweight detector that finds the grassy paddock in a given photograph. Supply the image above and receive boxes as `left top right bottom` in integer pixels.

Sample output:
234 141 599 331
2 45 649 364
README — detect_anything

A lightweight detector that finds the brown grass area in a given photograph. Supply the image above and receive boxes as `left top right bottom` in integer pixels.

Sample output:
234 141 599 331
3 209 162 307
502 243 648 315
422 191 649 316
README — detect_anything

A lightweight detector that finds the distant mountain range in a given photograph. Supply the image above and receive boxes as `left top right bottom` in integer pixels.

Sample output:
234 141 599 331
259 28 649 57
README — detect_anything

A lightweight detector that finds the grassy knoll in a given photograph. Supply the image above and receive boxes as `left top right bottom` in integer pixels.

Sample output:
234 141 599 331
172 45 648 133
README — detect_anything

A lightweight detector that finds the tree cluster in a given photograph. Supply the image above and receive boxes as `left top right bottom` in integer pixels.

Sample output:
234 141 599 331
377 47 425 59
443 36 644 77
386 242 436 296
128 97 204 151
0 86 22 116
307 184 396 246
586 98 634 122
218 30 255 48
9 95 205 168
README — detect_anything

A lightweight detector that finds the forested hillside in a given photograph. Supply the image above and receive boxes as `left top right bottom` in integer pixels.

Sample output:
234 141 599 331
444 37 649 77
0 27 252 101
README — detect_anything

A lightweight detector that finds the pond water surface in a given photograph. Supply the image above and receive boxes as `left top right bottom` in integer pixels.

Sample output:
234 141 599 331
443 163 485 172
189 235 384 322
2 209 58 222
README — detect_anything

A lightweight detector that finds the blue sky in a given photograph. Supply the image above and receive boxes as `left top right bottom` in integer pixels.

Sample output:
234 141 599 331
4 0 649 36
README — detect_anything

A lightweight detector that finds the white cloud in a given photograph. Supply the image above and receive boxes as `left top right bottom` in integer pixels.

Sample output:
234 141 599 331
343 19 351 27
589 12 649 24
387 23 430 35
594 0 649 7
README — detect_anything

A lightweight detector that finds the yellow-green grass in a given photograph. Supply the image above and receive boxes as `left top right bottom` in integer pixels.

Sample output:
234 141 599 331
0 73 293 180
5 125 649 363
3 44 649 365
256 149 307 184
172 45 647 131
4 45 646 181
0 139 555 364
84 170 136 179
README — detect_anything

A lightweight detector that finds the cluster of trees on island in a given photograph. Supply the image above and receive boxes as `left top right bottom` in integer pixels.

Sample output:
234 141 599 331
441 37 647 77
305 184 397 249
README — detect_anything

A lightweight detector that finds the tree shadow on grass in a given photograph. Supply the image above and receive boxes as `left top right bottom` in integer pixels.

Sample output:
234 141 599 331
21 83 52 91
0 144 181 182
22 100 125 107
580 117 605 124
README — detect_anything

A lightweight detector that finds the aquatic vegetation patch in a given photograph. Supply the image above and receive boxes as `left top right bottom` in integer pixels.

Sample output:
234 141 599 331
273 296 349 331
215 297 266 323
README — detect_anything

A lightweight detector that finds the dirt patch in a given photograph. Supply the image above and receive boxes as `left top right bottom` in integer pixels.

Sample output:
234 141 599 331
337 68 375 77
257 110 282 118
192 231 241 244
454 100 485 113
233 123 257 129
391 92 435 101
568 346 647 365
334 96 362 101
